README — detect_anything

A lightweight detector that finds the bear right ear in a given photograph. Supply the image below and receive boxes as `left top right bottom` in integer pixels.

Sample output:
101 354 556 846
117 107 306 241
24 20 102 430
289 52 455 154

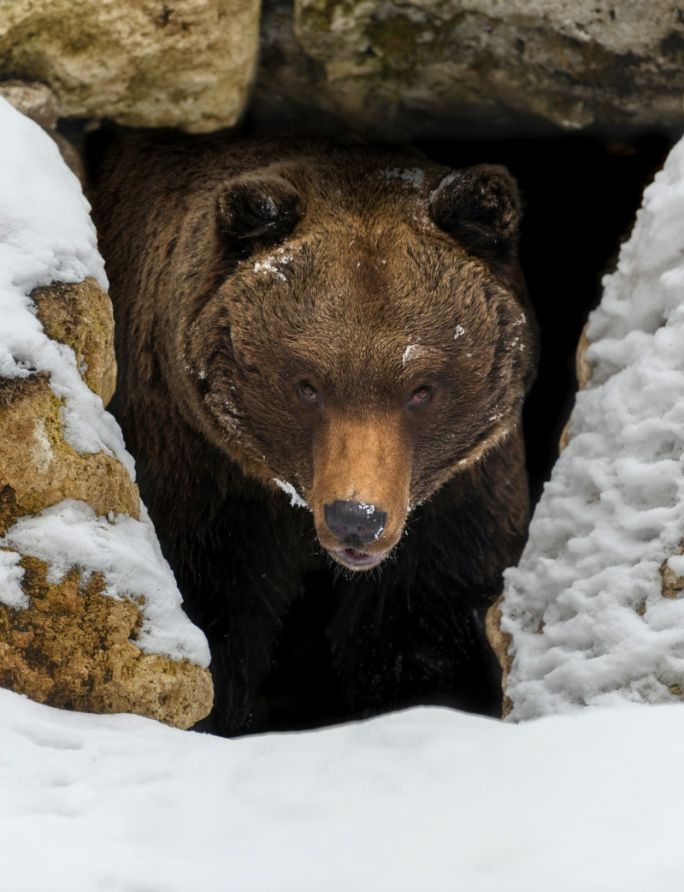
217 174 301 251
428 164 521 259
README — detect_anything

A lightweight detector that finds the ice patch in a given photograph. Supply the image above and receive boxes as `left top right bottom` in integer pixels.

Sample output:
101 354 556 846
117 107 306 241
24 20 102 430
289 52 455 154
357 502 379 517
429 171 459 203
356 502 385 539
274 478 308 509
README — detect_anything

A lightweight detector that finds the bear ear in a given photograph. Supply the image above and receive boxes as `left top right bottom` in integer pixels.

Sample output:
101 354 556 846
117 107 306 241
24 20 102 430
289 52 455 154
217 174 301 252
428 165 521 258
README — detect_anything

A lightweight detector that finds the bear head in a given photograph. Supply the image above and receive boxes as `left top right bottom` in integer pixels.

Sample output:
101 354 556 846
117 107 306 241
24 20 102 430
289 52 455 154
168 147 538 571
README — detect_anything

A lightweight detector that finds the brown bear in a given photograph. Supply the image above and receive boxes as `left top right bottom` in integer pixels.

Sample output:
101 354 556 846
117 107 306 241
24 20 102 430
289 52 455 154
90 134 538 736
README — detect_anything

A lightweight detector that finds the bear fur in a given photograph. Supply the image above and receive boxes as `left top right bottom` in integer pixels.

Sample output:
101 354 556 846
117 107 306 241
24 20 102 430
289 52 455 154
90 134 539 736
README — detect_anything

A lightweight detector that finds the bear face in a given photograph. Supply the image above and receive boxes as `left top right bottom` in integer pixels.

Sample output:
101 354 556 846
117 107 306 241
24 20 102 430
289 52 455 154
170 152 537 571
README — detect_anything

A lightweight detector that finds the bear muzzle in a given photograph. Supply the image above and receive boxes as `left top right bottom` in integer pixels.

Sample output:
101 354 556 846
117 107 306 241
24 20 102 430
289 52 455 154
311 413 411 571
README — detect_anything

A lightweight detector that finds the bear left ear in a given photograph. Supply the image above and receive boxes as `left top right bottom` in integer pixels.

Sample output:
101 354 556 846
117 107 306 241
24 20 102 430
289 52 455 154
217 174 302 248
428 165 521 257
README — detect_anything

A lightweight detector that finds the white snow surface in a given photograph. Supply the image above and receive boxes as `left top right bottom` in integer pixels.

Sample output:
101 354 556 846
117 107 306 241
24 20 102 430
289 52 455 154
0 98 209 667
503 136 684 718
2 688 683 891
273 477 308 509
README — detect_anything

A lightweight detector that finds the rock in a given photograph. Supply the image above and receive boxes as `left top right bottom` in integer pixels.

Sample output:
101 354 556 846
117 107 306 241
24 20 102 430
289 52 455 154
33 278 117 405
0 372 138 535
498 136 684 719
251 0 339 133
0 555 213 729
484 596 512 717
0 0 260 132
0 98 213 729
0 80 59 130
253 0 684 136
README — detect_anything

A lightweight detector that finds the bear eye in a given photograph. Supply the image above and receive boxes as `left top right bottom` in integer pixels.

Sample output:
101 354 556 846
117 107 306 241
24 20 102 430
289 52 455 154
408 385 433 407
298 380 319 404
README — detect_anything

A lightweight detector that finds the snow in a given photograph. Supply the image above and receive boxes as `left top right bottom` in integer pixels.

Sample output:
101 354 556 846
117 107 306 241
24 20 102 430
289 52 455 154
0 97 129 471
502 136 684 718
401 342 426 366
382 167 426 188
254 247 293 282
273 477 308 509
0 98 208 668
1 688 684 891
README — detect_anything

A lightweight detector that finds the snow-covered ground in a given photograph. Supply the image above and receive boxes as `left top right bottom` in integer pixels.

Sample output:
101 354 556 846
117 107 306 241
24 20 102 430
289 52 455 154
1 687 683 892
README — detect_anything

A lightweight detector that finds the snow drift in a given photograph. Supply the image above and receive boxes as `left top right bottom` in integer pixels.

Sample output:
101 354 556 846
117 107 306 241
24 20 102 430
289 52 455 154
502 136 684 718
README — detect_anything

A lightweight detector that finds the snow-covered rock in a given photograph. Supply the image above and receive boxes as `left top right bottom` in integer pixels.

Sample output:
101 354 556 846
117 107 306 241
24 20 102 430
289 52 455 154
499 134 684 719
0 97 212 729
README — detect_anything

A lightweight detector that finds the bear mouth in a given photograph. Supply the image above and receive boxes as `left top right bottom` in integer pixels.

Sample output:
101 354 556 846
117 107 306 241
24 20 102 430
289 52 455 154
331 546 388 571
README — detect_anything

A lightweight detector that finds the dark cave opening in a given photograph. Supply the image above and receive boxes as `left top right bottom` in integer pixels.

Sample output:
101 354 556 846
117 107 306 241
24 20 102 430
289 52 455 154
83 123 677 733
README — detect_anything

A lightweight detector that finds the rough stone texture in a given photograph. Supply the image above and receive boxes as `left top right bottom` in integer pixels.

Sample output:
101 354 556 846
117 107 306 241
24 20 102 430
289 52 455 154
0 375 138 536
0 555 213 729
0 0 260 132
33 278 117 405
0 276 213 728
0 80 59 130
0 277 131 535
253 0 684 136
484 595 512 717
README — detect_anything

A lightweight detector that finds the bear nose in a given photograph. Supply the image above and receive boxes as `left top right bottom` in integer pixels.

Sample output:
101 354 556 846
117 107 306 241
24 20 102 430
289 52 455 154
323 500 387 546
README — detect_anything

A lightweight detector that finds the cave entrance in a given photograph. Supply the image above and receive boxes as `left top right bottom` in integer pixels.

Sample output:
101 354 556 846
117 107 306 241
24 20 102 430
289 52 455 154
82 122 677 733
261 128 676 732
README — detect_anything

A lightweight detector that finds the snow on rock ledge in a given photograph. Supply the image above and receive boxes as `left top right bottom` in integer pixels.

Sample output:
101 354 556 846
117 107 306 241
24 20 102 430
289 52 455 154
0 97 212 729
496 136 684 719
